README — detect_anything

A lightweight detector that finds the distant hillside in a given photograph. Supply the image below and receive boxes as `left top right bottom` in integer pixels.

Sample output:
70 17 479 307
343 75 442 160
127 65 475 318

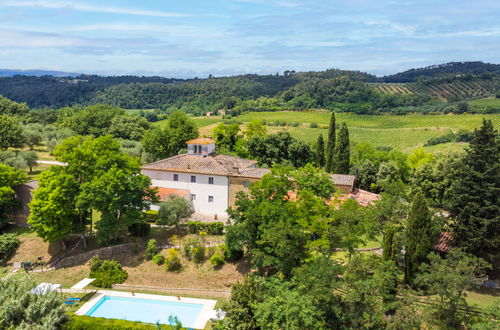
0 69 81 77
382 61 500 83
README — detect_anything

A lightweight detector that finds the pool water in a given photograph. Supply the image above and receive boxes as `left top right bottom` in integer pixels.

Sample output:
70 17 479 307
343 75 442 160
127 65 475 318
86 295 203 328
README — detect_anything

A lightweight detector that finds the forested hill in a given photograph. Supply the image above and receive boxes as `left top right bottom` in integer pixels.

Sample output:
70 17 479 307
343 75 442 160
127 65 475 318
0 62 498 113
382 61 500 83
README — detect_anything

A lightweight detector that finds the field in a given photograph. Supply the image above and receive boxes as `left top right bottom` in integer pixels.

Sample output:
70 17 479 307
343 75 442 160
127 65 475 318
370 83 416 94
468 97 500 113
124 109 156 115
193 112 496 153
154 116 223 129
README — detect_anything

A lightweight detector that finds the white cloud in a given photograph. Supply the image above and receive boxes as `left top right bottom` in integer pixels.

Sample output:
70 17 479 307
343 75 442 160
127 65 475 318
3 1 190 17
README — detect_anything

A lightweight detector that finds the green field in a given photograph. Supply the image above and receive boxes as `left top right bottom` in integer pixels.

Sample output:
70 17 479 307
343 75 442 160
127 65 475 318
125 109 156 115
468 97 500 113
153 112 497 154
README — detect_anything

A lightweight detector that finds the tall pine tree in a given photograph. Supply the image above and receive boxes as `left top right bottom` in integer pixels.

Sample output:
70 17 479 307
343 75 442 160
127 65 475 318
446 119 499 262
325 111 336 172
405 190 434 285
315 135 325 168
333 122 350 174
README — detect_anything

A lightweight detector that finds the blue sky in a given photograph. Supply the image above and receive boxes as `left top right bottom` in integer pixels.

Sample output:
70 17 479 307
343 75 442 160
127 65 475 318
0 0 499 77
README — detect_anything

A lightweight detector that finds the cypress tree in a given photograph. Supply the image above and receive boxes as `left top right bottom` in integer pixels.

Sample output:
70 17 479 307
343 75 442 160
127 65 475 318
325 111 336 172
404 190 433 285
333 122 350 174
446 119 499 262
315 135 325 167
382 224 399 263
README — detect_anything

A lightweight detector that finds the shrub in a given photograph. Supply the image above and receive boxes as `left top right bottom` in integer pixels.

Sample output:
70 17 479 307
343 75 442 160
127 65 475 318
309 122 318 128
152 253 165 265
221 243 244 261
64 315 154 329
157 195 192 227
210 253 225 268
187 221 224 235
128 222 151 237
291 122 300 127
193 246 205 264
89 256 128 288
165 248 182 271
143 210 158 222
183 245 192 260
0 234 20 264
145 239 158 260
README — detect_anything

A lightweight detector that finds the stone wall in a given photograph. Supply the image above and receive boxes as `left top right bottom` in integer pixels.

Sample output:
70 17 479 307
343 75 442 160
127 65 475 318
53 243 136 268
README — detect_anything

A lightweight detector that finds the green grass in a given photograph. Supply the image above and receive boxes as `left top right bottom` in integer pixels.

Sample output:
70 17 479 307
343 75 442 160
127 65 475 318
468 97 500 112
124 109 156 115
465 289 499 310
154 116 222 129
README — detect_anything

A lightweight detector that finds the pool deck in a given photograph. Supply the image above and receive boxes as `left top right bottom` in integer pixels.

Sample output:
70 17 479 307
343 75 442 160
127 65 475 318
76 290 217 329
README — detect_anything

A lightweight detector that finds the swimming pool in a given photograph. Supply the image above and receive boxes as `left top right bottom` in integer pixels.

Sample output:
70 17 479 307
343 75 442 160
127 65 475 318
76 291 217 329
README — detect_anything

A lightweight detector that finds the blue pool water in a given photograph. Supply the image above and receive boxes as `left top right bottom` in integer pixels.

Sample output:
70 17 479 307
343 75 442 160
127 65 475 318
86 295 203 328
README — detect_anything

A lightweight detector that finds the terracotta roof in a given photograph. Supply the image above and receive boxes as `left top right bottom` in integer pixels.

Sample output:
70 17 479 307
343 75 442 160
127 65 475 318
347 188 381 206
331 174 356 187
154 187 190 201
434 232 453 253
141 154 267 178
186 138 215 145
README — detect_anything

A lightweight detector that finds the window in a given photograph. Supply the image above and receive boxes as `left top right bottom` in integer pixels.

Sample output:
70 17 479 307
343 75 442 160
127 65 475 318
208 196 214 203
243 180 249 188
191 194 196 201
208 177 214 184
173 174 178 181
191 175 196 183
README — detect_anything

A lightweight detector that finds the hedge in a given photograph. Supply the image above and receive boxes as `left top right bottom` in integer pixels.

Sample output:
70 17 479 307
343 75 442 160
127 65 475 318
0 234 20 264
143 210 158 222
63 315 181 329
187 221 224 235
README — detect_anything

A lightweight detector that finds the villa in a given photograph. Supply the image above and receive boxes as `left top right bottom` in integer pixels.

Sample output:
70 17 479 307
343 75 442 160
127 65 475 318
141 138 379 219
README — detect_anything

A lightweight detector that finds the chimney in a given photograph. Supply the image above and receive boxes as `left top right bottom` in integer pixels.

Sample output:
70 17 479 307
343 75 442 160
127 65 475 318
233 166 240 174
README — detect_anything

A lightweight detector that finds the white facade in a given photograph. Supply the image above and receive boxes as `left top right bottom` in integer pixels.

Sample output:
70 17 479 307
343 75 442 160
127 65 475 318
143 169 229 218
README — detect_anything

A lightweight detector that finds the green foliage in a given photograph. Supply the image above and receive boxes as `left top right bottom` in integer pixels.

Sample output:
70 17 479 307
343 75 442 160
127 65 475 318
244 119 266 139
325 111 336 172
0 163 27 229
0 275 67 329
21 150 38 173
192 246 205 264
187 221 224 235
404 190 434 285
23 123 44 150
157 196 192 227
209 253 225 268
0 95 29 116
89 256 128 288
315 134 325 167
0 114 25 149
164 248 182 271
247 131 312 167
64 315 169 329
128 222 151 237
142 111 198 161
446 119 500 262
143 210 159 222
213 123 241 152
333 121 350 173
416 250 490 328
0 234 20 264
145 239 158 260
152 253 165 265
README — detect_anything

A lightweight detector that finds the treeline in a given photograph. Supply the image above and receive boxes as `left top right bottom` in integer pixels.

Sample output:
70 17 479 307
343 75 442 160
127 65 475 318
383 61 500 83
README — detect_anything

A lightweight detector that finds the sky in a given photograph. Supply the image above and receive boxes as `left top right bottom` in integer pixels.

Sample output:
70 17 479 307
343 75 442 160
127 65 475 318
0 0 499 77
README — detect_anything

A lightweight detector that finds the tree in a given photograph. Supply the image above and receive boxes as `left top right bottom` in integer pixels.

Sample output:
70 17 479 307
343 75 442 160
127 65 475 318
28 167 80 242
108 115 150 140
21 150 38 173
214 123 240 152
143 111 198 160
357 159 377 190
0 95 29 116
333 122 350 174
23 123 44 150
315 134 325 167
446 119 499 262
0 163 27 229
325 111 336 172
244 120 266 139
0 275 67 329
404 190 434 285
416 250 490 328
408 147 434 171
61 104 125 136
157 195 192 227
0 115 25 149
